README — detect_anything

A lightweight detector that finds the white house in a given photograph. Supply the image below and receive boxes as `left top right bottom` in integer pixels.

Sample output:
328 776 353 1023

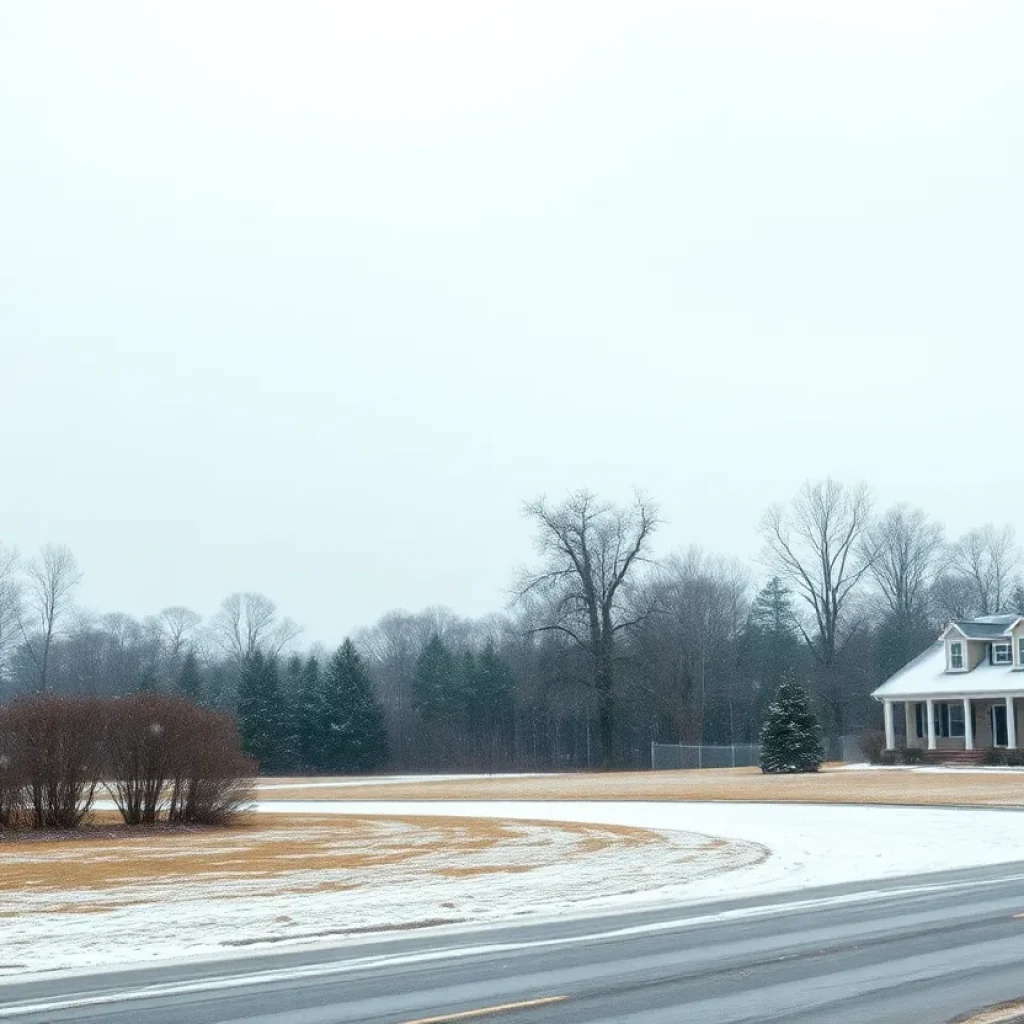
872 613 1024 756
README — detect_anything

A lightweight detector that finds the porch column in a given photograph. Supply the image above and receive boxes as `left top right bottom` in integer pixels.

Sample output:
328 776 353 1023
1007 696 1018 750
963 697 974 750
904 702 915 746
883 700 895 751
926 698 937 750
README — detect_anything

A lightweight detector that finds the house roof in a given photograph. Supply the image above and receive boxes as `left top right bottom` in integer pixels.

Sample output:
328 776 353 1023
872 640 1024 699
947 620 1014 640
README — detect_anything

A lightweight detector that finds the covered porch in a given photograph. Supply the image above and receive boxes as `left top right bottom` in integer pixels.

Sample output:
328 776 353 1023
882 695 1023 752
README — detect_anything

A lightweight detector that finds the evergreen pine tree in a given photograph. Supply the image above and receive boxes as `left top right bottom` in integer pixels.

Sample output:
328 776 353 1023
759 675 824 773
276 654 304 773
135 667 158 692
205 664 231 710
318 639 388 773
237 650 285 773
740 578 802 739
455 649 478 729
297 656 324 772
469 641 516 768
873 608 935 684
175 649 204 703
412 635 457 721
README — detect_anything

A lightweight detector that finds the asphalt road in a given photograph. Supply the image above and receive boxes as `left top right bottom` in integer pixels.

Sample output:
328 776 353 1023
5 863 1024 1024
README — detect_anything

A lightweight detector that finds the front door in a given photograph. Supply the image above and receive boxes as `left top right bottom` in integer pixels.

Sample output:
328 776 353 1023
992 705 1009 747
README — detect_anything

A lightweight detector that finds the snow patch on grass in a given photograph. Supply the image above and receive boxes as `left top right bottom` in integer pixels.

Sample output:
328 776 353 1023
0 812 761 974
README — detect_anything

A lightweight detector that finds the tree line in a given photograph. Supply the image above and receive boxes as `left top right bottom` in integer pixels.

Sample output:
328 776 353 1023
2 480 1022 771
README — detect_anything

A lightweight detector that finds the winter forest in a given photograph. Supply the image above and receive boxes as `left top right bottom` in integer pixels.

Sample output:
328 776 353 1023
1 479 1020 772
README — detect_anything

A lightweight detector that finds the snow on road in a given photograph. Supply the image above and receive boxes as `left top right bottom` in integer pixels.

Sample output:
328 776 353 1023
259 799 1024 900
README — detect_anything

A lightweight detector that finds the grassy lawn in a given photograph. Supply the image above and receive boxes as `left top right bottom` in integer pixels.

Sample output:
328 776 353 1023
0 809 762 971
0 812 661 902
256 766 1024 807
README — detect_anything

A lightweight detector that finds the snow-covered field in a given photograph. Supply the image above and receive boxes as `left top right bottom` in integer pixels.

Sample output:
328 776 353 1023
258 800 1024 900
8 797 1024 977
0 811 762 974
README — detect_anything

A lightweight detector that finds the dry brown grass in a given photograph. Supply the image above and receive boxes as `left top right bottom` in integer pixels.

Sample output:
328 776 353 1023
257 767 1024 808
0 813 663 896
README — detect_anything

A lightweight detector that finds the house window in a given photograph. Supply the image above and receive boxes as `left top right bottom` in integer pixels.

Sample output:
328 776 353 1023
949 641 964 670
934 702 965 738
994 643 1013 665
915 702 924 739
1019 637 1024 667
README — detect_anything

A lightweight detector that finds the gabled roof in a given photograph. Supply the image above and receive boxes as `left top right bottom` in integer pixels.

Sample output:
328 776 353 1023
873 615 1024 700
939 614 1021 641
871 640 1024 698
946 620 1013 640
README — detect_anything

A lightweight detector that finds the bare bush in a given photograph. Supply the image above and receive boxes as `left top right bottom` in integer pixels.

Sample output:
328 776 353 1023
0 706 26 827
858 729 886 765
167 705 255 825
106 694 192 825
9 695 105 828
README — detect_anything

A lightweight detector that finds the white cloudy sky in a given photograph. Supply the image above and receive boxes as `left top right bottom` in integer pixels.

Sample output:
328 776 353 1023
2 2 1022 642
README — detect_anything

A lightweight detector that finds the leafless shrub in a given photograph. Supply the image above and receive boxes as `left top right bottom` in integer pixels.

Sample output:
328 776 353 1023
0 694 251 830
167 705 255 825
858 729 886 765
0 706 26 827
8 695 105 829
106 694 192 825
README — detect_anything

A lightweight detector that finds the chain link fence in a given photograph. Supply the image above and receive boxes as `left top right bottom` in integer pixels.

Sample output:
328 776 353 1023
650 742 761 770
652 735 864 769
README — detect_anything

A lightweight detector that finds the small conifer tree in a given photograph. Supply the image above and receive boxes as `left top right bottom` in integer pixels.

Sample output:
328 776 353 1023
759 676 824 773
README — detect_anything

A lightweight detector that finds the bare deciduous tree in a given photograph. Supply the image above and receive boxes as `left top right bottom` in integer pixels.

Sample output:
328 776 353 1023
157 606 203 662
517 490 658 768
639 548 748 744
866 504 945 620
948 524 1019 617
17 544 82 692
210 592 302 661
761 480 876 668
0 543 21 684
930 572 976 622
760 480 876 744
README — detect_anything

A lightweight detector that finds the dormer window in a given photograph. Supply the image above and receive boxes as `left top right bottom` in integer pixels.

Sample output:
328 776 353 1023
993 642 1013 665
949 641 964 670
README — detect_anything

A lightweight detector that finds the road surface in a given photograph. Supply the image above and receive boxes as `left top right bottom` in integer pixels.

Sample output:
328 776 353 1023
3 862 1024 1023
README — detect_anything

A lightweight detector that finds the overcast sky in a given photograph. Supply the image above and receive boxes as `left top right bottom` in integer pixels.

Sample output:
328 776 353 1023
2 1 1022 643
